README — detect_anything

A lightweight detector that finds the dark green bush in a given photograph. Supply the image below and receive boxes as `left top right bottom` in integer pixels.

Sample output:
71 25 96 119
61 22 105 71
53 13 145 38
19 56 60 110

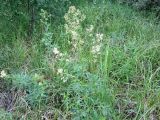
117 0 160 16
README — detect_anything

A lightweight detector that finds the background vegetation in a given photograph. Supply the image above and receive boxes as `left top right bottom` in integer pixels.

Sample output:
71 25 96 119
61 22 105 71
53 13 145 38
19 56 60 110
117 0 160 17
0 0 160 119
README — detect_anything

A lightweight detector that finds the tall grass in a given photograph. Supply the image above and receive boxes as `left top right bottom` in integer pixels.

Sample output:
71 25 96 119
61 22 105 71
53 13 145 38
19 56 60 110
0 1 160 119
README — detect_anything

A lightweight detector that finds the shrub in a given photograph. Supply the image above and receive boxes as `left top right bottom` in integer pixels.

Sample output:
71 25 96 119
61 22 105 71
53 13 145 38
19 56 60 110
117 0 160 16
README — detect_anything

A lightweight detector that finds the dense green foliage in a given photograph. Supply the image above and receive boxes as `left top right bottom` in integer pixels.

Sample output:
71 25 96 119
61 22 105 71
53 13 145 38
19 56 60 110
118 0 160 16
0 0 160 119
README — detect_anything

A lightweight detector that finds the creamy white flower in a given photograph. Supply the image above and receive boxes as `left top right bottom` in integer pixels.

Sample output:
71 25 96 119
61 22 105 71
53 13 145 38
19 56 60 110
53 47 60 55
68 6 76 13
57 68 63 74
59 53 63 57
38 82 43 86
71 31 78 40
91 45 101 54
0 70 7 78
63 78 67 83
96 33 103 41
64 6 85 54
66 59 70 62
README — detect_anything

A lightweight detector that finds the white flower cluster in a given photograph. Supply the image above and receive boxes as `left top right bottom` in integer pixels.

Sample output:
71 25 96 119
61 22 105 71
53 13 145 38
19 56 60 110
64 6 86 53
64 6 85 32
57 68 67 82
47 6 105 83
52 47 63 59
40 9 51 25
47 47 63 73
57 68 63 75
91 33 103 61
50 47 68 83
86 25 103 58
0 70 7 78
